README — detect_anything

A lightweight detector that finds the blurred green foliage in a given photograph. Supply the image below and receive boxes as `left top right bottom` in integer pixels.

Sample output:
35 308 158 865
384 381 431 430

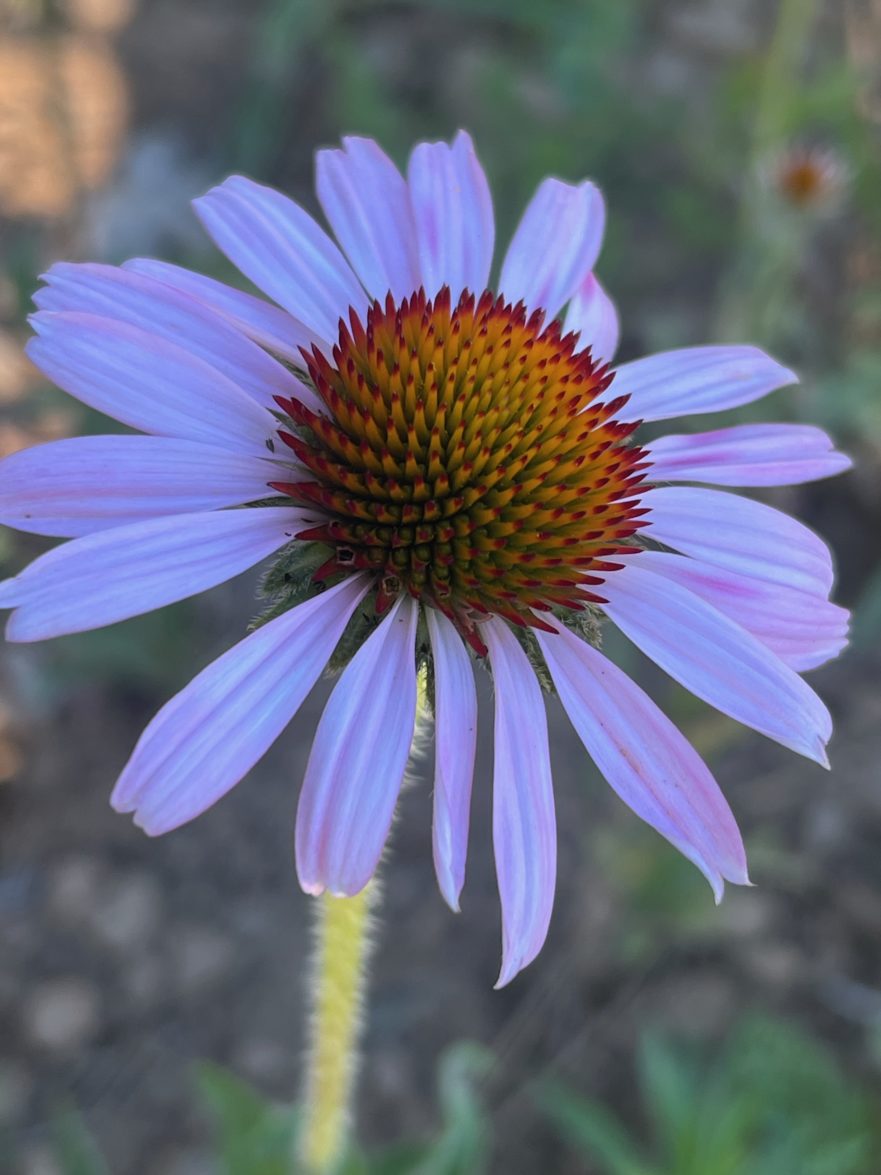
541 1016 881 1175
38 1043 491 1175
39 1023 881 1175
48 1111 112 1175
195 1043 491 1175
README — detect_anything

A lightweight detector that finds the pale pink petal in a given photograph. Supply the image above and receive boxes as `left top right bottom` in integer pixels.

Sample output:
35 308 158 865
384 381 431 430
123 258 324 360
536 624 748 898
631 550 849 672
296 594 419 897
599 561 832 765
34 262 319 413
27 313 274 454
499 177 605 319
112 575 370 832
563 273 620 364
426 607 477 911
316 137 421 301
484 617 556 988
194 176 367 339
614 346 797 422
644 486 835 596
407 130 494 300
0 435 280 537
647 423 852 486
2 507 309 641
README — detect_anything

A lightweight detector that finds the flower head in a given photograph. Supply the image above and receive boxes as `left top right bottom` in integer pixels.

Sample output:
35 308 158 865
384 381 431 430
763 144 850 213
1 132 850 985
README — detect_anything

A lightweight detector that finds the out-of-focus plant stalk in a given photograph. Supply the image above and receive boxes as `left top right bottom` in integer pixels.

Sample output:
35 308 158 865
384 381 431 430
752 0 822 156
716 0 822 349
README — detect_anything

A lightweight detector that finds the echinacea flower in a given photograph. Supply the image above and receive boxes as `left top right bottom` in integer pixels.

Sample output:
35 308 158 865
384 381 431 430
0 133 850 986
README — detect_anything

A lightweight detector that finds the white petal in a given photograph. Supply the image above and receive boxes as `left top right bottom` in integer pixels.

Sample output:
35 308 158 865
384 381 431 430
536 624 748 898
34 262 319 412
0 435 279 537
599 561 832 764
3 508 308 641
123 258 325 360
27 312 275 454
426 607 478 911
644 485 835 596
316 137 421 301
484 618 556 988
407 130 494 300
112 575 371 832
563 273 620 364
647 423 852 486
613 346 798 423
632 550 849 672
296 594 419 896
499 177 605 319
194 175 368 339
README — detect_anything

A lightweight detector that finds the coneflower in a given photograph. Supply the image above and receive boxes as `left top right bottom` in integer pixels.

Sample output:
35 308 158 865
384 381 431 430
0 131 849 988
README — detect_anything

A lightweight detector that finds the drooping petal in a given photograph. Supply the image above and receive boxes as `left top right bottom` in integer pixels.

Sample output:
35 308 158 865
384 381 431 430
0 435 281 538
484 617 556 988
296 594 419 897
599 561 832 765
112 575 370 833
563 272 620 364
614 346 797 423
316 137 421 301
647 423 852 486
644 486 835 596
123 258 324 360
27 312 274 454
407 130 494 301
499 177 605 319
631 551 849 672
34 262 320 412
536 624 748 898
1 507 309 641
194 176 368 339
426 607 478 911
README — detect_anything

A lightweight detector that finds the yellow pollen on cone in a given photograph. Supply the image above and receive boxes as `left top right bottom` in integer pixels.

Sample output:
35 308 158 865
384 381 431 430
273 287 648 650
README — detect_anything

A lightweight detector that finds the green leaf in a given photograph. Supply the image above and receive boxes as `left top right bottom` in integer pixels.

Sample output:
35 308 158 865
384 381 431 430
538 1080 655 1175
367 1143 439 1174
196 1063 296 1175
373 1043 492 1175
50 1111 110 1175
853 562 881 645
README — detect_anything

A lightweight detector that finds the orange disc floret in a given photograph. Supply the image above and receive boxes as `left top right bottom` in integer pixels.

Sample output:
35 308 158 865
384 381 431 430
272 287 648 652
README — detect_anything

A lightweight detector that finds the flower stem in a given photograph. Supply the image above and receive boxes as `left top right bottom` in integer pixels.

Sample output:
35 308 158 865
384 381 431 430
298 669 430 1172
299 883 376 1174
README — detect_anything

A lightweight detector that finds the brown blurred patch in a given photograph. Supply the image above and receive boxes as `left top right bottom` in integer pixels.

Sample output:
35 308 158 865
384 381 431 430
0 411 77 456
0 33 128 218
61 0 136 35
0 698 26 783
0 0 45 34
764 145 850 213
0 331 38 404
0 329 76 454
845 0 881 124
0 422 43 457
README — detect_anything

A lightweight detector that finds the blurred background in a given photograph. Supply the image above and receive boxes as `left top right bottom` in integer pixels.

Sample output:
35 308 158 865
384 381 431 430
1 0 881 1172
